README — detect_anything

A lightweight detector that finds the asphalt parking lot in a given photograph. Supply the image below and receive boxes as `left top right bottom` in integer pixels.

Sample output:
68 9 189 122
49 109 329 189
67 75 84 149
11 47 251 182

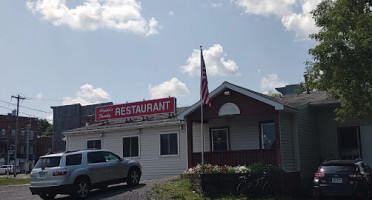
0 175 175 200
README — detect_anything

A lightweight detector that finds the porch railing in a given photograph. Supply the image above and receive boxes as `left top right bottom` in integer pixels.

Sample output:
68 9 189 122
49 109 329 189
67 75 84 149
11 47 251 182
191 149 278 167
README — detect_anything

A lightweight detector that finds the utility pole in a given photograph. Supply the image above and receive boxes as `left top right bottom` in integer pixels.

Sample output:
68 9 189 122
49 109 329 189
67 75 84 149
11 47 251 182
11 94 26 177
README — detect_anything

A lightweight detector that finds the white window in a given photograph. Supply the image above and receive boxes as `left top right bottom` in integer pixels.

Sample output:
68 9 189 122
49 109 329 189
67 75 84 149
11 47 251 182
261 122 276 149
122 136 139 157
87 139 101 149
21 130 25 140
160 133 178 155
1 129 5 138
11 129 15 138
211 128 229 151
30 131 34 140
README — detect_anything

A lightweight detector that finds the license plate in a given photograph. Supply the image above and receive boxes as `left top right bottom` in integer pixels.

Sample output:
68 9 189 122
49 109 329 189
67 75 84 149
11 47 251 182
332 177 342 183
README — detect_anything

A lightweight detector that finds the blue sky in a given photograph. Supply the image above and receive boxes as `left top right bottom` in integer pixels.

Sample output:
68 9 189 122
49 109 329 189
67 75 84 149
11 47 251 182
0 0 321 122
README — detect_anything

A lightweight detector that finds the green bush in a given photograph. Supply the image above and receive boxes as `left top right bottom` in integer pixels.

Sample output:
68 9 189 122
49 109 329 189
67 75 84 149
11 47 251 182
184 163 280 175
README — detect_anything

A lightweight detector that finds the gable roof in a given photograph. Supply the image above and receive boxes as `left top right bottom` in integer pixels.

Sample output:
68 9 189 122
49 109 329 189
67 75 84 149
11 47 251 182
177 81 338 120
178 81 285 120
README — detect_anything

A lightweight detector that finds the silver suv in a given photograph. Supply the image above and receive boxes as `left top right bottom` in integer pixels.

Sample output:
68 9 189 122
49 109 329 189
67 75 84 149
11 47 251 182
29 149 142 199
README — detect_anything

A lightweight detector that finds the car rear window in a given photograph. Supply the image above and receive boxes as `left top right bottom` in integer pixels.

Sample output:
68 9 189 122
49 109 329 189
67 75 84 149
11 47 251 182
35 156 61 168
320 165 356 173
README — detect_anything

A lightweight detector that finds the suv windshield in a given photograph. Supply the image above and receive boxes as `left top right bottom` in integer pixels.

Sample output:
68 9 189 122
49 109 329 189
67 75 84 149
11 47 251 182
35 156 61 168
320 165 356 173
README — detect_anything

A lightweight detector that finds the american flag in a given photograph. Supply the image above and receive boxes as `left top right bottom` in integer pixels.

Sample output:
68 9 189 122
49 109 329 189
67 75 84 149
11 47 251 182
200 47 211 107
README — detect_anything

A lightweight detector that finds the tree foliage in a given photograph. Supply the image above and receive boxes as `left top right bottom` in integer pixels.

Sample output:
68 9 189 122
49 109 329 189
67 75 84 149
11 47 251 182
37 119 53 137
309 0 372 121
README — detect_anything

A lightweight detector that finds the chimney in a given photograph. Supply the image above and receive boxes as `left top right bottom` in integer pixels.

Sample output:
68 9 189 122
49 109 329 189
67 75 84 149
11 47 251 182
303 72 310 94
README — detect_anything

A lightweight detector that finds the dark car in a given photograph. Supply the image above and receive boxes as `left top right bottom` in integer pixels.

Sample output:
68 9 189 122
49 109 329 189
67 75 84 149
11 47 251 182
313 159 372 200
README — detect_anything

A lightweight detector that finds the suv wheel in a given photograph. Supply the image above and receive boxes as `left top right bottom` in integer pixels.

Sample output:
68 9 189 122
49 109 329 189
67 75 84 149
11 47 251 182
127 168 140 186
73 177 90 199
39 192 56 200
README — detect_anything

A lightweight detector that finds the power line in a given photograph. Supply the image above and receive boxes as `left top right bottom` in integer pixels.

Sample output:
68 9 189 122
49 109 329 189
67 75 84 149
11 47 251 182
0 103 52 122
0 98 52 114
30 97 63 102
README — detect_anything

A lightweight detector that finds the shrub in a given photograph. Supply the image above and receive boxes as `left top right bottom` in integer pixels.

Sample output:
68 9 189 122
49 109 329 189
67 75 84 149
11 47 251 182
184 163 277 175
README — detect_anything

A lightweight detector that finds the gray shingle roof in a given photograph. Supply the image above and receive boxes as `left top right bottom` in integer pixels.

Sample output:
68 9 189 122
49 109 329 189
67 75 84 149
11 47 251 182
274 91 339 108
64 107 188 134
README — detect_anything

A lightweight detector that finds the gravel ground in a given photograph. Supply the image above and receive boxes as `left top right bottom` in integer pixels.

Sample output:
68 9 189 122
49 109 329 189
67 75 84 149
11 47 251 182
123 175 177 200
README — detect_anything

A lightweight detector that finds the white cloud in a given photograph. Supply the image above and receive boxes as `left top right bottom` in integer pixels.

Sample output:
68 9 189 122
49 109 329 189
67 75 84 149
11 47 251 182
181 44 240 76
208 1 223 7
232 0 321 39
46 114 53 124
35 93 43 100
232 0 296 16
256 68 261 76
169 11 174 16
261 74 288 93
26 0 159 36
63 84 111 105
281 0 321 39
148 78 190 99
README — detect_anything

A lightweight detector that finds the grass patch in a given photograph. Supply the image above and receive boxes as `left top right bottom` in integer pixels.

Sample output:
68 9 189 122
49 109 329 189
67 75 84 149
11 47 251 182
150 177 297 200
0 177 30 186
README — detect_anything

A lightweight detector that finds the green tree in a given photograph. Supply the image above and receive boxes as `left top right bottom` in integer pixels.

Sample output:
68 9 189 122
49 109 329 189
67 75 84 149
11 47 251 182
309 0 372 121
37 119 53 137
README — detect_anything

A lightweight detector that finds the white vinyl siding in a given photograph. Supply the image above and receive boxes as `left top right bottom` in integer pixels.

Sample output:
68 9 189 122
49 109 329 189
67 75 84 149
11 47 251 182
65 123 187 179
192 114 275 152
279 112 297 172
297 106 320 179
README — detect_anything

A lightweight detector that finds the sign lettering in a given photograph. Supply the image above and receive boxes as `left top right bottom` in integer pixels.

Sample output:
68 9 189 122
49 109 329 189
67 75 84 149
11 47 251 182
95 97 176 121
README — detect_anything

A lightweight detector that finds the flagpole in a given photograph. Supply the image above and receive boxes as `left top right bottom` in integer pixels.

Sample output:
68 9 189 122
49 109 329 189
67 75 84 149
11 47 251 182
200 46 205 174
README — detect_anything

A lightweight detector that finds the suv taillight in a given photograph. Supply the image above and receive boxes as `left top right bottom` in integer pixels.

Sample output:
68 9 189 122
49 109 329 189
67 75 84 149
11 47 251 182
315 172 325 178
349 173 363 179
53 170 67 176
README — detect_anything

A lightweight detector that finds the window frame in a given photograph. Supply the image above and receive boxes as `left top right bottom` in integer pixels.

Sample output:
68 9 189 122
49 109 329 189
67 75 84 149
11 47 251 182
87 139 102 149
259 121 276 149
30 131 34 141
210 127 230 152
122 135 140 158
1 129 6 138
11 129 15 138
21 130 25 140
159 132 179 157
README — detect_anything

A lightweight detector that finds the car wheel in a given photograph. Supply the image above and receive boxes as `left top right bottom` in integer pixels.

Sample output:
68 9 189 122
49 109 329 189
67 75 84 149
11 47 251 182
127 168 140 186
73 178 90 199
39 193 56 200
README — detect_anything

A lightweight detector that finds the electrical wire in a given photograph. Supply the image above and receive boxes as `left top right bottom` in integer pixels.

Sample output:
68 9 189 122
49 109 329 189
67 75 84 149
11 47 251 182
0 98 52 114
0 100 53 122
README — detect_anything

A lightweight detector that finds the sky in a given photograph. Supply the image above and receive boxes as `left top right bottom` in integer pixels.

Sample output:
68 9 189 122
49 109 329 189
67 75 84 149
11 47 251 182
0 0 322 123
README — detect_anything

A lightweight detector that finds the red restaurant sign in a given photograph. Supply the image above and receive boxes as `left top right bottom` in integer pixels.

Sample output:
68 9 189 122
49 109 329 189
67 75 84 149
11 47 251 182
95 97 176 121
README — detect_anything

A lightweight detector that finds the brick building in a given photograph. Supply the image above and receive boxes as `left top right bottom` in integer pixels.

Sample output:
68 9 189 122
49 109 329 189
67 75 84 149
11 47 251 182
51 102 113 152
0 113 51 172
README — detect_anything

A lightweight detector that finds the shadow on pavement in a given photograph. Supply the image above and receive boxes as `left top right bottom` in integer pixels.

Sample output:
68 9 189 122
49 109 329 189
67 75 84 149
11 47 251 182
54 183 146 199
